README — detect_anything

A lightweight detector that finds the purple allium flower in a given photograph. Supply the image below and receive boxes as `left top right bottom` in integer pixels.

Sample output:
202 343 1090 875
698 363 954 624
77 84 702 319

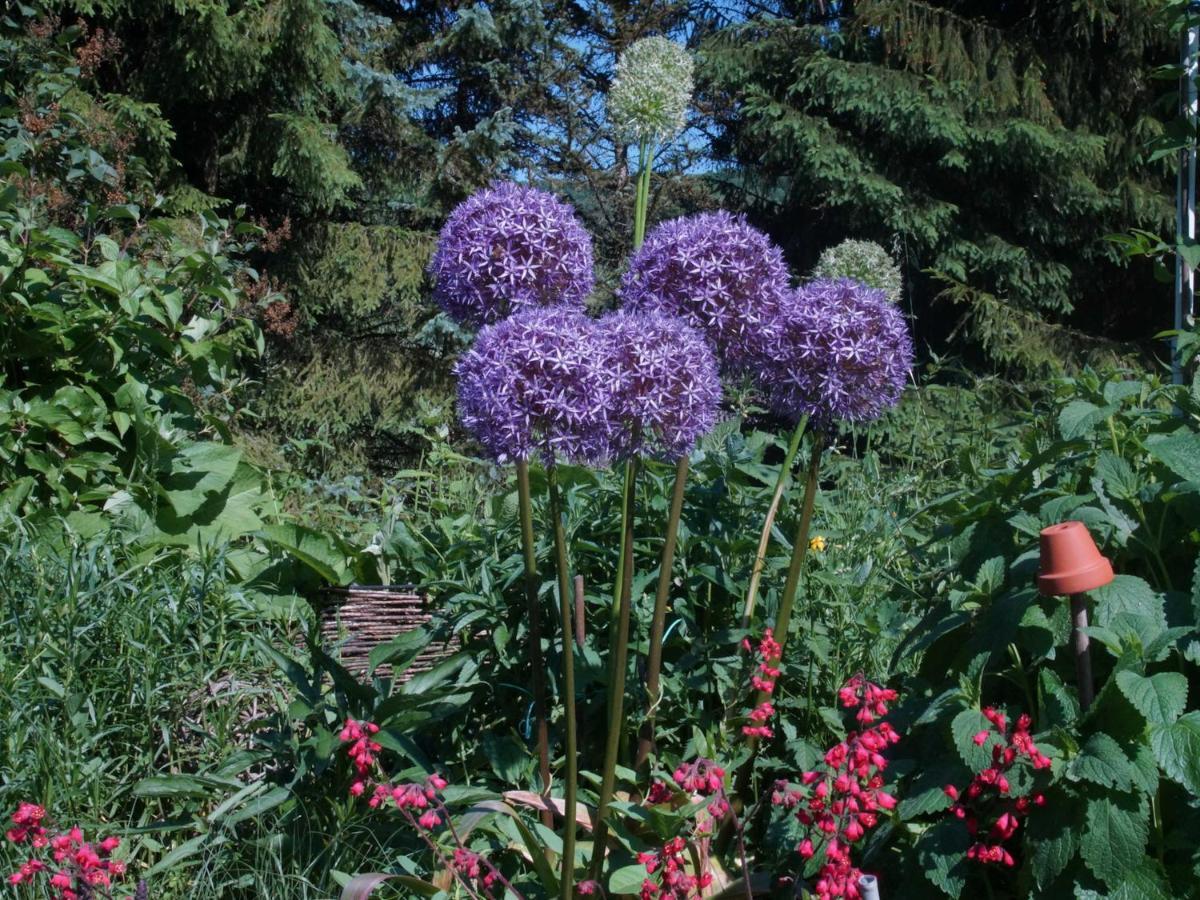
755 279 913 427
596 311 722 460
431 182 595 327
618 211 791 369
455 307 613 465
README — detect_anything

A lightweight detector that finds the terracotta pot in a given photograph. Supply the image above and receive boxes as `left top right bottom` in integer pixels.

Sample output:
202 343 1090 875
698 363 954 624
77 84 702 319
1036 521 1114 596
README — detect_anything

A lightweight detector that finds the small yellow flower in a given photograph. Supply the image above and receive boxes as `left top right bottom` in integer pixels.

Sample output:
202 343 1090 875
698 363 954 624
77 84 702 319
809 536 827 552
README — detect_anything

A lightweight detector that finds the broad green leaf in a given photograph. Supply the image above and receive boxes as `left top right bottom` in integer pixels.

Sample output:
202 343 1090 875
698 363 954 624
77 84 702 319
1116 671 1187 724
609 865 650 895
1094 451 1139 501
1146 431 1200 482
917 818 970 897
951 708 1001 772
1028 796 1079 889
899 763 969 820
1092 576 1167 647
1149 711 1200 794
1079 794 1149 886
160 441 242 516
1059 400 1119 440
259 523 350 584
1067 732 1133 790
1076 859 1172 900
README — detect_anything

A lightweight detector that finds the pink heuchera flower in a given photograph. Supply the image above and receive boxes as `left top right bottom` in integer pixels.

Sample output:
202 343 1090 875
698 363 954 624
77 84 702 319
4 805 127 899
945 708 1049 869
772 674 900 899
742 629 782 739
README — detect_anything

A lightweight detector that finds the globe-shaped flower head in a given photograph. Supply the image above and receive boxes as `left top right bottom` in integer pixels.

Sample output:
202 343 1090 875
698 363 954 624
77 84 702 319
430 182 595 327
756 279 913 428
619 211 791 370
596 311 722 461
812 239 903 305
455 308 613 465
608 36 694 143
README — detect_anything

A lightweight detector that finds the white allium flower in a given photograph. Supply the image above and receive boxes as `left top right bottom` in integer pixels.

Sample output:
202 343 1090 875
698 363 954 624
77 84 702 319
607 36 694 144
811 239 904 305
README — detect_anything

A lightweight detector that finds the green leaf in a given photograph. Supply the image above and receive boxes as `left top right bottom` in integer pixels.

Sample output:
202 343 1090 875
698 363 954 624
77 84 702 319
1076 859 1173 900
1067 733 1133 790
1027 796 1079 889
917 818 970 897
223 786 291 826
1092 575 1167 646
1146 431 1200 482
951 708 1001 772
609 865 650 895
145 834 211 876
1094 451 1139 501
1149 711 1200 794
899 763 970 820
259 523 350 584
1059 400 1119 440
1116 671 1188 724
160 442 241 516
1079 794 1149 886
133 775 220 798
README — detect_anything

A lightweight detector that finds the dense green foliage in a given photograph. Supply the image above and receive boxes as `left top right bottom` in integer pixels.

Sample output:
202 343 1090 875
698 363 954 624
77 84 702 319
704 0 1172 372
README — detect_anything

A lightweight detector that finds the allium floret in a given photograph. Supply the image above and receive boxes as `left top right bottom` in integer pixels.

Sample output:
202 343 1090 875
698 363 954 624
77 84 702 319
755 279 913 427
430 182 594 327
455 308 613 465
608 36 694 143
619 211 790 370
596 311 721 460
812 239 903 305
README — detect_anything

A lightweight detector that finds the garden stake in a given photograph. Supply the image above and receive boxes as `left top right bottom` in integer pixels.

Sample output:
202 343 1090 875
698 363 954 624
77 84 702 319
1036 521 1114 712
858 874 881 900
516 460 555 832
546 466 578 898
636 453 690 769
591 457 641 881
741 417 807 629
1069 594 1095 710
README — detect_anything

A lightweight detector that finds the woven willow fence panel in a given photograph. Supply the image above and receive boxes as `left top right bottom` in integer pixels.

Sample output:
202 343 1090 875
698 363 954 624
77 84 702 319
315 586 460 679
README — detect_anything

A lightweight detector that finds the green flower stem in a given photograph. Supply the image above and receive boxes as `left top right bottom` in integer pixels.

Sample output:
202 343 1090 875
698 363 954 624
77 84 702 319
546 466 578 898
741 418 807 630
765 433 826 695
731 433 825 806
591 456 641 881
633 140 656 250
635 454 690 769
516 460 554 833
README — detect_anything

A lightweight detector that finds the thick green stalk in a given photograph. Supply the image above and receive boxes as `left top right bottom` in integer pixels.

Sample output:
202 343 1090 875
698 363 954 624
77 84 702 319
546 467 578 899
731 434 825 806
635 454 689 769
632 140 655 250
761 433 825 697
741 418 807 630
516 460 554 832
591 456 640 881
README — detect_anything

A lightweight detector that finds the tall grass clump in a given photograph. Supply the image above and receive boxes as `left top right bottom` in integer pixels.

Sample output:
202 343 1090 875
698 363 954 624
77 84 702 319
0 521 309 896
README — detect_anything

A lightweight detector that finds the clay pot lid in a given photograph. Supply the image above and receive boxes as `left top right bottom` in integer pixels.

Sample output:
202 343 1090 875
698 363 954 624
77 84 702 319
1037 521 1114 597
